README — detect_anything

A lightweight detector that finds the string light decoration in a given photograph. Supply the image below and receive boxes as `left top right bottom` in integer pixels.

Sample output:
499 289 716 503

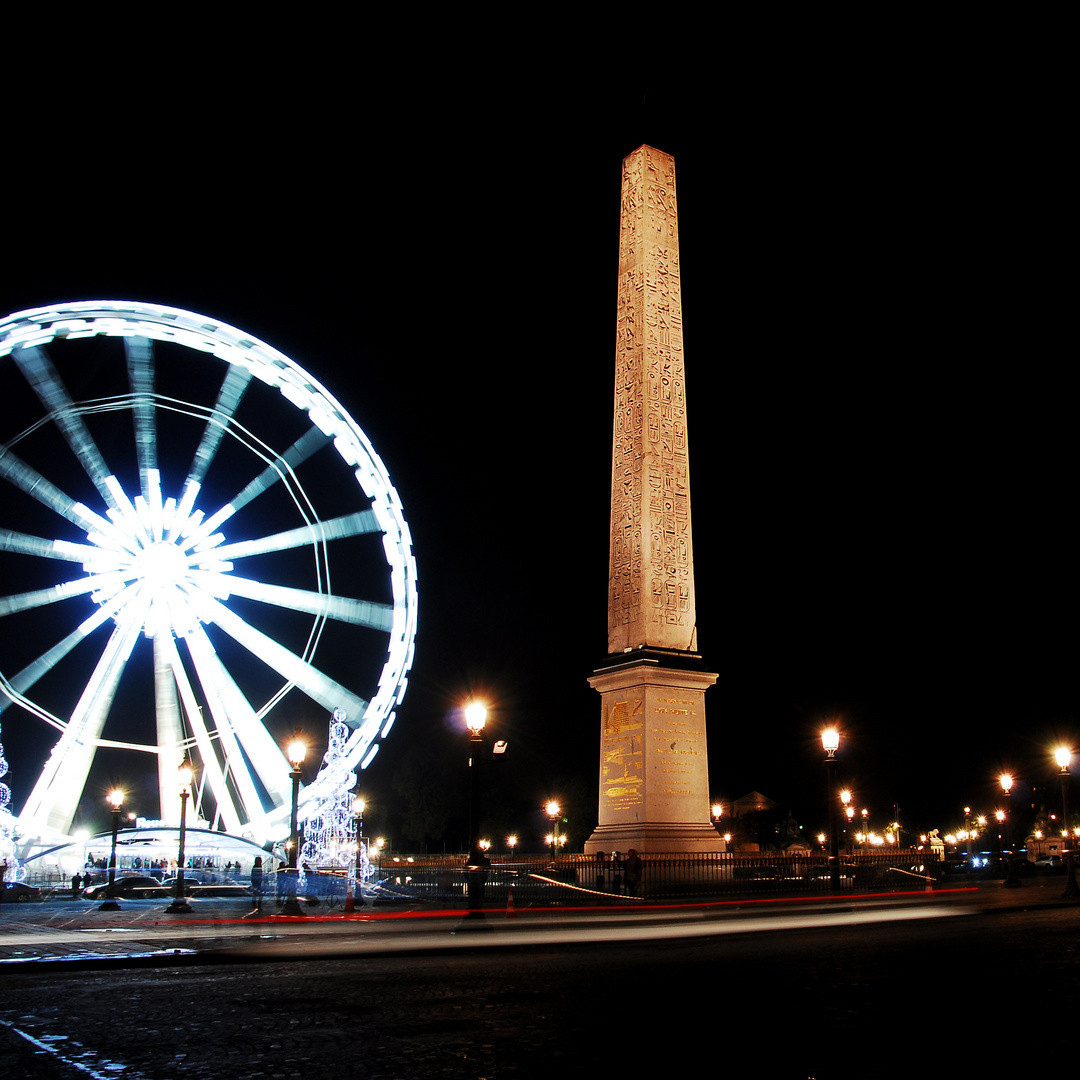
297 709 371 895
0 717 22 882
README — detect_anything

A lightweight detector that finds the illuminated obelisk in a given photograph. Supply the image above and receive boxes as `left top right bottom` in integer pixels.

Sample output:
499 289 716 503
585 145 721 855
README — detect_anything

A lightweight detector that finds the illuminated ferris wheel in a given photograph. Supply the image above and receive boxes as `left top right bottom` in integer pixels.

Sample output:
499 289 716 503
0 301 417 846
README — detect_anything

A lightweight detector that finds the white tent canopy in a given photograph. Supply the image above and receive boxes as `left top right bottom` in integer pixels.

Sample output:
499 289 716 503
24 825 276 880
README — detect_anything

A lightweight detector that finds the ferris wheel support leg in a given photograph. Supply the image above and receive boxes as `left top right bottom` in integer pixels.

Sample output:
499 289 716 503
154 636 185 826
21 619 141 836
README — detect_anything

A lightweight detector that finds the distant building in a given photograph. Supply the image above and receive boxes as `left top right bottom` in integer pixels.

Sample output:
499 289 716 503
729 793 804 853
731 791 777 817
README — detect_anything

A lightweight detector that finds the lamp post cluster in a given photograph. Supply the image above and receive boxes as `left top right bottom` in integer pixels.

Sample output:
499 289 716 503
820 726 909 888
92 727 1080 918
943 748 1080 898
88 726 383 919
545 800 563 865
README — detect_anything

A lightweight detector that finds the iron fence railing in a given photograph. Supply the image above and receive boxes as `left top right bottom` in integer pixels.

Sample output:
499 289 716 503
19 851 943 905
370 851 943 906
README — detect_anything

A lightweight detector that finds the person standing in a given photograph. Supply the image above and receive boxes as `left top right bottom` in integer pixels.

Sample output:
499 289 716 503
624 848 643 896
250 857 263 912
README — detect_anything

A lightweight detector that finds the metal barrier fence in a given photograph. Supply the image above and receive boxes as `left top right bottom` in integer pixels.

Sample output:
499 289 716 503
372 851 942 906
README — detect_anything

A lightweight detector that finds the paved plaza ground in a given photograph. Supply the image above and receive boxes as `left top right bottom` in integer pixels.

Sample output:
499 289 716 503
2 879 1078 1078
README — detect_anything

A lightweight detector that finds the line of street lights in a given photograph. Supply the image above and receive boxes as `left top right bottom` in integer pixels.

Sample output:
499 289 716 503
822 727 1080 898
89 717 1080 914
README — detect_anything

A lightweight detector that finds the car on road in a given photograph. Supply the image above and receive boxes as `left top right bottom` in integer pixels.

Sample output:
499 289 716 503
0 881 42 902
82 875 168 900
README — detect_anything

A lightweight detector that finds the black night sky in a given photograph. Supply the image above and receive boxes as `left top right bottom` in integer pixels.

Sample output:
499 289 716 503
2 44 1071 850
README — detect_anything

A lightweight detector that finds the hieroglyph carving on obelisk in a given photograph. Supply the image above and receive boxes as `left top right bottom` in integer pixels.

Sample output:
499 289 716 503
609 144 697 655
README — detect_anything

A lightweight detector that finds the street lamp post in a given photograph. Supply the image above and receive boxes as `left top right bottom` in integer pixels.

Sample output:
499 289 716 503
840 790 853 856
279 735 307 917
166 760 195 914
546 800 561 867
464 702 490 919
1054 748 1080 899
354 797 365 852
345 795 365 913
354 795 366 878
713 802 730 852
822 727 841 893
1000 773 1021 888
98 789 124 911
465 704 488 864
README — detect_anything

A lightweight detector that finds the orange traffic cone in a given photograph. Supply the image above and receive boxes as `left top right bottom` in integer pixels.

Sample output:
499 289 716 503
505 888 516 918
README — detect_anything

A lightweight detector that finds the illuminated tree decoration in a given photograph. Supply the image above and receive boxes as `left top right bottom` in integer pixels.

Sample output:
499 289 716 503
0 302 418 847
297 709 371 893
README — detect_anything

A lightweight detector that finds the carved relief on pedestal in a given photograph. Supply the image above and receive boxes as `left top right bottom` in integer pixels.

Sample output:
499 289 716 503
600 697 644 813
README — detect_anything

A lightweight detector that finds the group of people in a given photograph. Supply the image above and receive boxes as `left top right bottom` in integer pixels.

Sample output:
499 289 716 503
69 854 259 897
592 848 643 895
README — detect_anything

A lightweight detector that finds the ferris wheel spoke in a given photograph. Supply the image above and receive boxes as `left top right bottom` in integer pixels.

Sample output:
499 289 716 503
156 633 245 834
0 530 147 587
168 365 257 538
181 625 293 819
227 426 332 516
0 448 116 538
11 345 122 514
20 607 146 835
124 336 157 498
174 428 335 553
152 632 185 826
0 527 113 563
198 592 368 722
185 363 253 493
0 575 109 618
0 450 143 557
189 571 394 631
0 587 135 720
207 510 381 564
123 336 170 542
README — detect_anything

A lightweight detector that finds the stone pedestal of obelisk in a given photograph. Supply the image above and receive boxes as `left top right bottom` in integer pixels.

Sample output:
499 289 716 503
585 145 721 856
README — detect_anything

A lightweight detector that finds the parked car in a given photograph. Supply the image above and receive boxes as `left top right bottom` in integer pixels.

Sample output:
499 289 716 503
160 876 250 898
1034 855 1063 870
0 881 42 903
82 875 168 899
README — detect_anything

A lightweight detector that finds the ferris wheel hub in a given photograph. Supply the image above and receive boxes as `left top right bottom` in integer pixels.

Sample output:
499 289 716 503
138 541 190 591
